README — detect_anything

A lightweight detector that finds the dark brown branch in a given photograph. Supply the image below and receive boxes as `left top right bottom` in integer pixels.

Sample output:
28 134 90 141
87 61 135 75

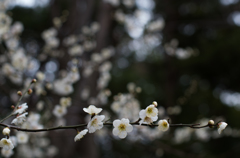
0 121 215 133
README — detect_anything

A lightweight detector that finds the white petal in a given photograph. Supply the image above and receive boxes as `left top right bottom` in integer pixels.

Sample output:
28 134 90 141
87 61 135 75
119 131 127 139
113 120 121 127
83 108 88 113
98 115 105 121
112 128 119 136
139 110 146 118
121 118 129 124
126 125 133 132
152 116 158 122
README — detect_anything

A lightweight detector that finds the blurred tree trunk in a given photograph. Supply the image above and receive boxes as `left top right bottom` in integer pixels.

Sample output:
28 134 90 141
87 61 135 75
49 0 114 157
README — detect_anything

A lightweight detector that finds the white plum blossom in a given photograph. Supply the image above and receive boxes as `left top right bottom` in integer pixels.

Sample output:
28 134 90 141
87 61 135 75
87 115 105 133
139 109 158 125
1 148 14 158
53 80 74 96
11 49 28 71
16 132 29 144
11 21 24 35
2 127 10 136
74 129 88 142
53 105 67 118
83 105 102 115
60 97 72 107
145 104 158 118
158 119 169 132
11 112 28 125
218 122 228 134
13 103 28 114
112 118 133 139
0 138 14 150
68 44 84 56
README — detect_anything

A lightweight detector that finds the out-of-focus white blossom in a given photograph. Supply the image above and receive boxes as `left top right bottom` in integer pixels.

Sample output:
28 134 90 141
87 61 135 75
127 82 136 93
123 0 135 8
11 21 23 35
218 122 228 134
27 113 41 126
0 138 14 150
147 19 165 32
158 119 169 132
42 28 57 40
100 47 114 60
74 129 88 142
80 88 90 100
112 118 133 139
91 22 100 33
0 12 12 36
46 145 59 157
53 79 74 96
87 115 105 133
104 0 120 6
2 127 10 136
65 68 80 83
174 127 193 144
53 105 67 118
91 53 103 63
36 71 45 81
83 40 96 51
60 97 72 107
99 62 112 73
1 148 14 158
83 66 93 78
6 38 19 50
36 101 44 111
17 132 29 144
63 35 77 46
11 112 28 125
111 93 140 120
53 17 62 28
83 105 102 115
115 10 125 23
11 49 28 71
68 44 84 56
13 103 28 114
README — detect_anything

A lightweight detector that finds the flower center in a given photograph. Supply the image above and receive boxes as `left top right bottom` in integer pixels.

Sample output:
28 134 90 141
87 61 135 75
2 139 9 145
118 123 126 131
147 108 153 113
162 122 168 127
144 117 152 123
91 118 98 126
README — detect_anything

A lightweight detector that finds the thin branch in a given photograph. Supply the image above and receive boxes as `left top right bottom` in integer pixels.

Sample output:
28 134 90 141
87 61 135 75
0 121 215 133
0 80 35 123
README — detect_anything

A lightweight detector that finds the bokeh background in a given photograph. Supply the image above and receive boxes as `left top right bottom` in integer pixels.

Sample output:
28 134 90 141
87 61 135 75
0 0 240 157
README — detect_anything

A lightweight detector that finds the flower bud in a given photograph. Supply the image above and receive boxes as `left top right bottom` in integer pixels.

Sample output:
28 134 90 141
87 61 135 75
217 122 228 134
17 91 22 96
28 89 33 95
31 79 37 83
2 127 10 136
208 120 215 128
152 101 158 107
11 105 15 109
